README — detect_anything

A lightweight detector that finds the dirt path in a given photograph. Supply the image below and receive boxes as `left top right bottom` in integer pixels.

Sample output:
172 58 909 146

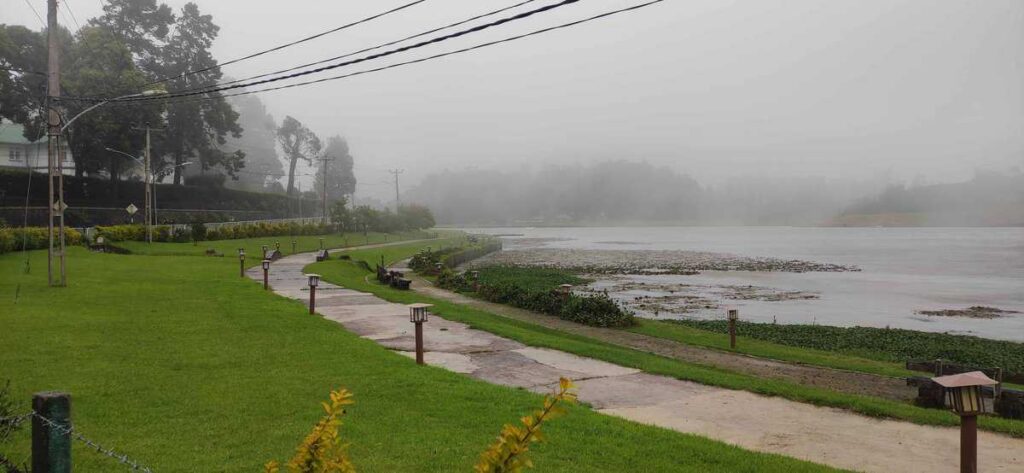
402 271 916 401
254 250 1024 472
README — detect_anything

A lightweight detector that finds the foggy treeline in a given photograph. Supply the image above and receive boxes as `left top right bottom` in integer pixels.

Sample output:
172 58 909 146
404 161 887 226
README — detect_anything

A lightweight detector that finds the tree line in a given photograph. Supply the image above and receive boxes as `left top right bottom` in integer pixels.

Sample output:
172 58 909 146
0 0 355 201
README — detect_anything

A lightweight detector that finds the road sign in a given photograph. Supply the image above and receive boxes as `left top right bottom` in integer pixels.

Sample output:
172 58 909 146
52 200 68 212
126 203 138 215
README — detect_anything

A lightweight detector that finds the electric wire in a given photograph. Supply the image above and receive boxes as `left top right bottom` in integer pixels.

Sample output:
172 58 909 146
63 0 83 30
89 0 666 106
141 0 429 88
172 0 538 95
113 0 584 102
22 0 46 28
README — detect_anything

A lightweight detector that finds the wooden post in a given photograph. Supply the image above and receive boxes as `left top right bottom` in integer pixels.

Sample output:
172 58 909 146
32 392 71 473
961 414 977 473
727 309 738 349
414 322 424 365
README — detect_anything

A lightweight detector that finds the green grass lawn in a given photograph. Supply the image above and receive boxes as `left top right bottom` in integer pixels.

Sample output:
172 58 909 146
0 244 834 472
307 242 1024 439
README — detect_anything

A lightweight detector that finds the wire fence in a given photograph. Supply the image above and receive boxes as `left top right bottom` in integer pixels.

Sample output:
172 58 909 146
0 411 153 472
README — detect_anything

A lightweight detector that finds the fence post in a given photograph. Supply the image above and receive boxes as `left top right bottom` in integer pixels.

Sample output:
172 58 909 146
32 392 71 473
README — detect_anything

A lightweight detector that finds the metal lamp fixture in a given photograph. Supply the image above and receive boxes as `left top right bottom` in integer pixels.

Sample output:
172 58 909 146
933 371 999 473
238 248 246 277
307 273 320 288
262 259 271 271
727 309 739 349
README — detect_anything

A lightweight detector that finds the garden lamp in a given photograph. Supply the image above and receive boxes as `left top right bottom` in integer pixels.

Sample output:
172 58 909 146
262 259 271 290
238 248 246 277
408 303 432 365
932 371 998 473
306 273 321 314
262 244 269 258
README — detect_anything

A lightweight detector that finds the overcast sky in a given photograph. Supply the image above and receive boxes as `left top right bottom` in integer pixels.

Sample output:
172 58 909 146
5 0 1023 200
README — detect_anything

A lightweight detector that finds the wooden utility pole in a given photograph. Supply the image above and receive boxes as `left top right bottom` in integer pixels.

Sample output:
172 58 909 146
132 124 164 243
388 168 404 212
318 155 335 224
47 0 66 287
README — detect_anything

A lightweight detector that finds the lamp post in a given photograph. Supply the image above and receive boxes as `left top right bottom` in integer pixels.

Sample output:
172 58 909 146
306 273 320 314
105 147 190 238
262 259 271 290
275 241 281 253
558 284 573 301
408 303 432 365
932 371 998 473
261 244 269 259
291 239 297 254
727 309 739 349
238 248 245 278
319 238 325 250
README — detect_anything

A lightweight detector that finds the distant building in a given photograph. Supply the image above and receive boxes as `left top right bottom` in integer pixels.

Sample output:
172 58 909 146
0 123 74 175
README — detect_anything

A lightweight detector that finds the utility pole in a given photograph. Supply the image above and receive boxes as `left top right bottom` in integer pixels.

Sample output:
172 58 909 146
46 0 66 287
388 168 404 213
318 155 335 224
132 123 164 243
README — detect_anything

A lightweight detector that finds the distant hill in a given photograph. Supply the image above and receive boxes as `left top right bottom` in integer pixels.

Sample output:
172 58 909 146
831 172 1024 227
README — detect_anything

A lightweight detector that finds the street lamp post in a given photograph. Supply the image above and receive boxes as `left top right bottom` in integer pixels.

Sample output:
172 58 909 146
106 147 189 241
932 371 999 473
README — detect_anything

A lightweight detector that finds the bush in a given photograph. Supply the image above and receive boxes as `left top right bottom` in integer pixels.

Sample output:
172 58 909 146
434 264 635 328
0 226 84 254
190 222 207 242
95 222 333 243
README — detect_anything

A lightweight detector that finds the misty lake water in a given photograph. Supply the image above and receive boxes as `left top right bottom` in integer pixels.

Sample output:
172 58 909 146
459 227 1024 342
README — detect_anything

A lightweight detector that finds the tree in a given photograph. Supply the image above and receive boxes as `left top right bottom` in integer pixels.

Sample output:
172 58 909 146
351 205 378 235
276 116 320 195
328 197 352 233
0 25 50 138
60 26 164 180
398 204 436 230
89 0 174 73
222 93 282 191
155 2 244 184
313 135 357 204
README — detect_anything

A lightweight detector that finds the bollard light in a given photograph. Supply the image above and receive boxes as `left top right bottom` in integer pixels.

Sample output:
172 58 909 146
305 273 321 314
408 303 432 365
559 284 573 294
933 371 998 473
262 259 271 290
291 239 297 254
727 309 739 322
238 248 246 277
319 237 325 250
470 270 480 280
727 309 739 349
434 262 444 272
409 303 431 323
275 241 281 252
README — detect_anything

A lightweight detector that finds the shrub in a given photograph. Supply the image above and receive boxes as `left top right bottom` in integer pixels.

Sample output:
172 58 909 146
190 222 207 242
561 293 635 328
94 222 334 243
0 227 84 254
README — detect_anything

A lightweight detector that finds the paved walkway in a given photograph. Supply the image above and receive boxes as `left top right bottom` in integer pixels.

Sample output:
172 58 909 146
251 249 1024 473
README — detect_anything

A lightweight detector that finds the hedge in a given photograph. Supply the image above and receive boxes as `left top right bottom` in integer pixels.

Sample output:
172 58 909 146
95 222 332 243
0 226 84 254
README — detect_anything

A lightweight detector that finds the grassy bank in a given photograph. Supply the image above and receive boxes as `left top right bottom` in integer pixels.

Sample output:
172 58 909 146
0 244 831 471
112 230 434 259
308 244 1024 438
666 320 1024 376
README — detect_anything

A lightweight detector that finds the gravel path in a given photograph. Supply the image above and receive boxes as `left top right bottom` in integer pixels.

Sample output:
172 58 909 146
251 246 1024 473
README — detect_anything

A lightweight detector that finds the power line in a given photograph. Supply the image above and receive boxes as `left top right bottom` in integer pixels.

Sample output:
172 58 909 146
23 0 46 27
171 0 539 95
142 0 429 88
61 0 667 106
63 0 82 30
114 0 584 102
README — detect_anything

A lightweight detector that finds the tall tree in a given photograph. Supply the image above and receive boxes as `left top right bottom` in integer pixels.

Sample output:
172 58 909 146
276 115 320 195
89 0 174 73
313 135 357 203
155 2 243 184
60 26 163 180
220 93 282 191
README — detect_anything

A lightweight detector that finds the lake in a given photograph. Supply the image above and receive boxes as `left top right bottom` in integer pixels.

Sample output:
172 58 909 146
459 226 1024 342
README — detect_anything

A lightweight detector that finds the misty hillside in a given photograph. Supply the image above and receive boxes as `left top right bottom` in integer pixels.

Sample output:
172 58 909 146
405 161 879 226
833 171 1024 226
